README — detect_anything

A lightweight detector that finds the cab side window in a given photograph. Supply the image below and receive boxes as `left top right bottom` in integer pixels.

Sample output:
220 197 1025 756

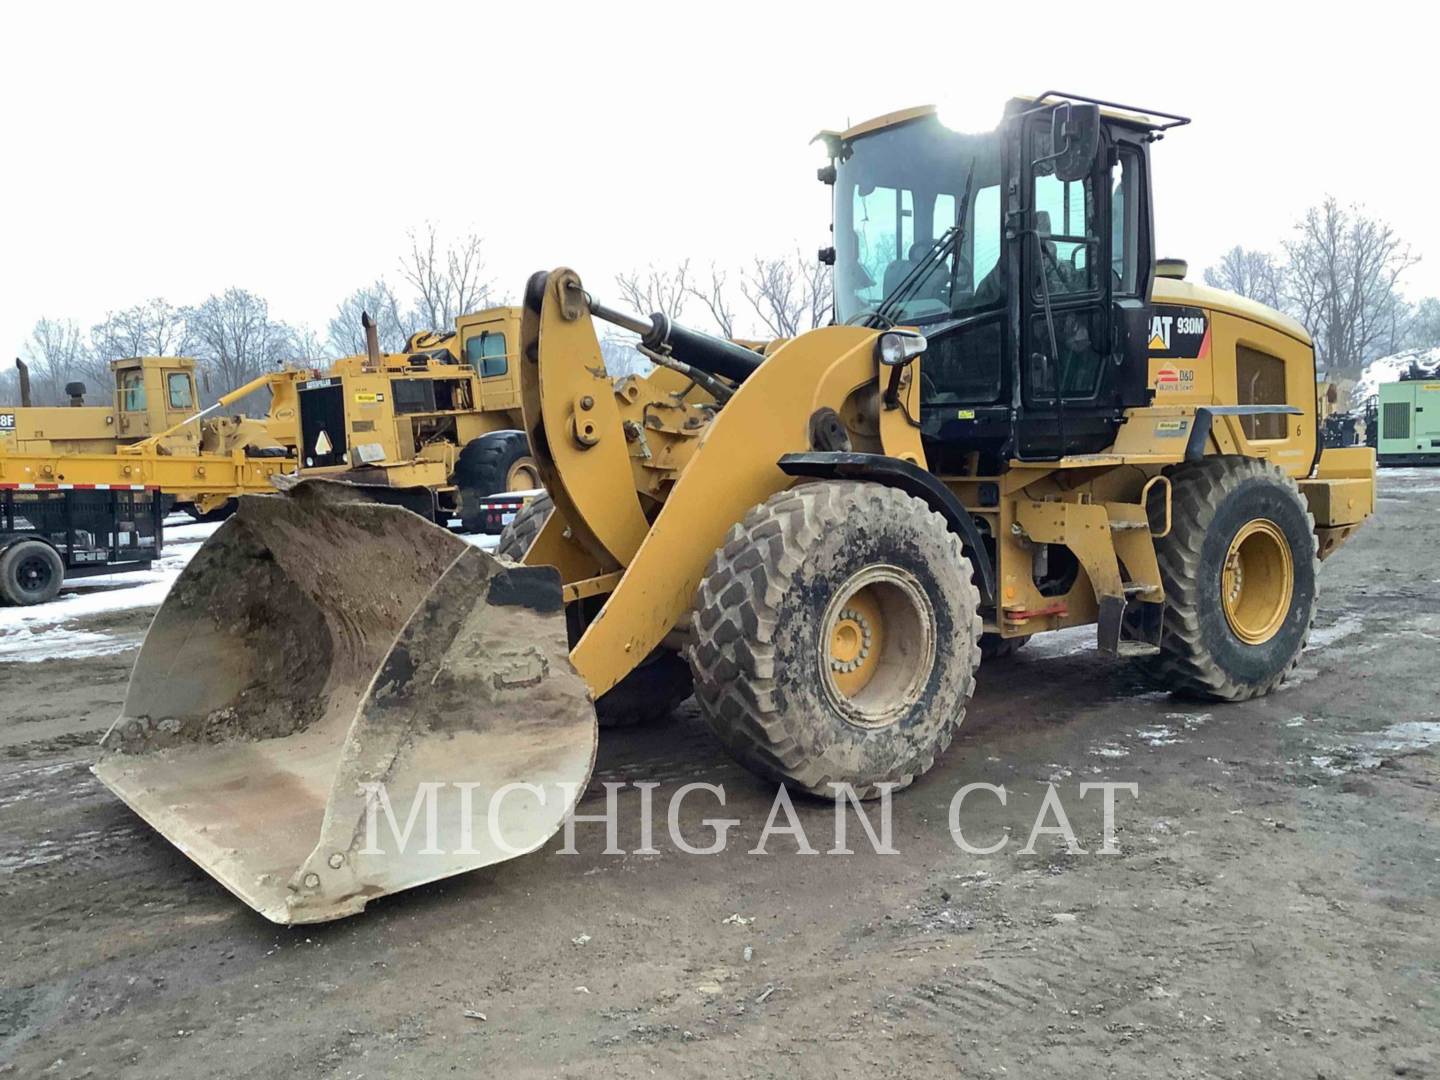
120 370 146 411
1031 127 1098 297
167 372 194 409
464 332 508 378
1111 148 1142 295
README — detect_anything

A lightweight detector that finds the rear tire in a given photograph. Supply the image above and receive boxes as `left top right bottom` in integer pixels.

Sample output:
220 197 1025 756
688 481 981 798
457 431 539 533
455 430 538 497
496 491 554 562
1138 456 1318 701
0 540 65 606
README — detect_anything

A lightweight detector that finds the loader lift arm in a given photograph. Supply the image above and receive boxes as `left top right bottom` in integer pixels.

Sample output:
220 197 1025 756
517 267 931 697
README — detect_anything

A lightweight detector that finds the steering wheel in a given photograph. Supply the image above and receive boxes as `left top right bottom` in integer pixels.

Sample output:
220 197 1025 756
920 366 939 402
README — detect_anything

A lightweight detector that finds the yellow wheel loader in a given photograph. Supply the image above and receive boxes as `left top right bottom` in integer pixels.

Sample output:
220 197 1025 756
279 309 541 531
95 94 1376 923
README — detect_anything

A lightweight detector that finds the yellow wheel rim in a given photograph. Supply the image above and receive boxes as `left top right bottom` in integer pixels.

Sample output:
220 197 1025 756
821 565 936 728
506 456 540 491
1221 519 1293 645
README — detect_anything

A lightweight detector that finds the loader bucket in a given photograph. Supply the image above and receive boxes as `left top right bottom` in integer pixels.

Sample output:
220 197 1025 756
93 482 597 924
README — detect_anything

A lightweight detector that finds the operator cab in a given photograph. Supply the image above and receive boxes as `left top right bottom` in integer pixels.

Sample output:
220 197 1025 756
823 94 1189 470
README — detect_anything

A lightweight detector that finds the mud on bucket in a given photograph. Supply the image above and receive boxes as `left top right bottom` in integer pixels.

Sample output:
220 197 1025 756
93 483 597 924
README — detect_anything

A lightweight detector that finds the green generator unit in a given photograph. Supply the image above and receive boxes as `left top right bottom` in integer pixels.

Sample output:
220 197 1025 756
1377 378 1440 466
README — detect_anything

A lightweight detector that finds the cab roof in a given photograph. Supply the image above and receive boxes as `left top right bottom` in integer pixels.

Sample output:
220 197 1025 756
819 94 1189 146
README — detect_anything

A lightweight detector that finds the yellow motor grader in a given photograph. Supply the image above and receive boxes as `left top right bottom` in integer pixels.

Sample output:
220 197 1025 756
94 93 1375 923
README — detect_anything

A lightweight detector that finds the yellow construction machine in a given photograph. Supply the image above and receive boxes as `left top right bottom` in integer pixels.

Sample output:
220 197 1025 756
281 308 540 529
95 93 1375 923
3 355 290 461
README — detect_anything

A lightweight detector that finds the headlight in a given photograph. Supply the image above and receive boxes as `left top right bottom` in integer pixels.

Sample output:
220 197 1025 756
877 330 927 367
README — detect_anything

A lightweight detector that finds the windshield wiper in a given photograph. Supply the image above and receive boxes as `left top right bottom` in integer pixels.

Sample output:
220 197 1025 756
868 158 979 328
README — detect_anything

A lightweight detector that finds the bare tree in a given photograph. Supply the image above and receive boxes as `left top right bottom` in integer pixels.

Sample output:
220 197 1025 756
1202 246 1282 308
327 280 415 355
686 264 739 337
399 225 492 331
288 325 328 363
739 249 833 339
187 288 303 411
0 363 20 406
90 298 192 362
598 336 652 378
18 318 90 405
614 261 692 321
1282 197 1419 376
1403 296 1440 352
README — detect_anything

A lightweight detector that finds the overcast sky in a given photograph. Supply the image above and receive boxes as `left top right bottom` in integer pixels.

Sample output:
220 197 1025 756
2 1 1433 359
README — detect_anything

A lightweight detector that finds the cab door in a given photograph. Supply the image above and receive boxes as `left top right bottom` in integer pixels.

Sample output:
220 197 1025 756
1016 113 1118 457
459 315 519 413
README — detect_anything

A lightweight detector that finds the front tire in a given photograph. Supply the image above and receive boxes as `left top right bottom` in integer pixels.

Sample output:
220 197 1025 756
0 540 65 606
687 481 981 798
1139 456 1318 701
595 650 693 728
497 492 690 728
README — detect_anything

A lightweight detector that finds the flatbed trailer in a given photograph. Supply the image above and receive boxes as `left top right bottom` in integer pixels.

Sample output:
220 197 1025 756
0 444 291 604
0 445 290 514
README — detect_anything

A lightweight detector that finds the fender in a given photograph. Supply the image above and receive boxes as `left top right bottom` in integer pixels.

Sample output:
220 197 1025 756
1185 405 1301 463
778 451 997 608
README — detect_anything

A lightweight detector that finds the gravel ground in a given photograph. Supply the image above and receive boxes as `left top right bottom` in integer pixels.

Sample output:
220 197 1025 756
0 471 1436 1078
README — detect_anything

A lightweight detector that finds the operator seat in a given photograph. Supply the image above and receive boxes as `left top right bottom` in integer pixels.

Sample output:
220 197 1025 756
881 241 933 299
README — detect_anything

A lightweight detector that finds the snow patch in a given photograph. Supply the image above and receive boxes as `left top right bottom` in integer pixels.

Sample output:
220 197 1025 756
1307 616 1365 650
1089 744 1130 759
1135 726 1179 747
1021 626 1093 659
1352 347 1440 406
1371 721 1440 753
0 625 139 663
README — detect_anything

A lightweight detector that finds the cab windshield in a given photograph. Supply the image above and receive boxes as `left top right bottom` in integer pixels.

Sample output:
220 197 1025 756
833 116 1004 326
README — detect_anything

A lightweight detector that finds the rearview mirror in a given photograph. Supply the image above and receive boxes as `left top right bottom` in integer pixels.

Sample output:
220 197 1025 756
1050 103 1100 183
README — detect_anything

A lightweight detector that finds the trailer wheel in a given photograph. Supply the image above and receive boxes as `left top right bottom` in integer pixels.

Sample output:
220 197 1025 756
1138 456 1318 701
496 492 553 562
1 540 65 606
688 481 981 798
455 430 539 497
